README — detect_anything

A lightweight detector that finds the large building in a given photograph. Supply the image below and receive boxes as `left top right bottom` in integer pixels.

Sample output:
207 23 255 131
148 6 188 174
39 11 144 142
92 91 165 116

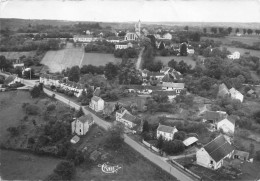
124 20 141 41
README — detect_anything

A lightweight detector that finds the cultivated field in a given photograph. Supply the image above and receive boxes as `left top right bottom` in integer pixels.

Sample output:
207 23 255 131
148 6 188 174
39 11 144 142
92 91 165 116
155 56 196 68
0 51 36 60
82 53 121 66
0 150 62 180
41 43 84 73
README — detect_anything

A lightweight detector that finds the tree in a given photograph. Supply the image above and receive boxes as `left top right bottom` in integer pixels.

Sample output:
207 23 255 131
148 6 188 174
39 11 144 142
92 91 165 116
162 140 185 155
54 161 75 180
254 110 260 124
168 59 178 69
105 124 124 150
68 66 80 82
211 27 217 34
158 42 165 50
142 120 150 133
227 27 232 34
243 29 247 34
180 43 187 56
203 28 207 34
235 28 239 34
174 131 186 141
7 126 19 136
184 26 189 31
104 62 118 80
247 29 253 35
23 68 35 79
76 107 84 118
157 135 164 150
30 85 42 98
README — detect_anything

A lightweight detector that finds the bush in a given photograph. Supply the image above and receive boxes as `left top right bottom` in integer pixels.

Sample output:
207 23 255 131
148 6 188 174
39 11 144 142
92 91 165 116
162 140 185 155
47 104 56 112
30 85 42 98
174 131 186 141
54 161 75 180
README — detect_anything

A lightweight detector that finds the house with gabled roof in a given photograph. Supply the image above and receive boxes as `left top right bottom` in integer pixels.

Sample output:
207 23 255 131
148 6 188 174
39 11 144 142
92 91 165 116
203 111 228 123
157 124 178 141
4 75 21 86
217 83 230 98
93 87 101 97
229 87 244 102
71 114 94 135
89 96 104 112
116 108 141 129
196 135 234 170
61 80 86 97
217 118 235 135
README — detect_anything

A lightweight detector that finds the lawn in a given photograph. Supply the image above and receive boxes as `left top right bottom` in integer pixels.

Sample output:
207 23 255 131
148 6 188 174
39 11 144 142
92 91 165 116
41 43 84 73
0 51 36 60
155 56 196 68
0 150 62 180
81 53 121 66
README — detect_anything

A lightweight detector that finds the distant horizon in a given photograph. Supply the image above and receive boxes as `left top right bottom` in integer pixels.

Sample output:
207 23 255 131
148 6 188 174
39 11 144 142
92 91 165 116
1 0 260 23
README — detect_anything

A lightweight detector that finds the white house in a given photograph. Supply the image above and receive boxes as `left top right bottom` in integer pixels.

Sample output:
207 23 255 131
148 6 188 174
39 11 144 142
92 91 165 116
217 118 235 135
89 96 105 112
4 75 21 86
157 124 178 141
161 82 185 93
187 48 195 54
60 81 86 98
162 33 172 40
115 42 133 50
229 87 244 102
116 108 140 129
71 114 94 135
124 32 138 41
73 35 101 43
196 135 234 170
40 74 63 87
227 51 240 60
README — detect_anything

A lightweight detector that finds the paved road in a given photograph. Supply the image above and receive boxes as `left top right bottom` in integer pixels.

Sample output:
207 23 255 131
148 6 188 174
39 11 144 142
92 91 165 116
136 47 145 70
44 88 197 181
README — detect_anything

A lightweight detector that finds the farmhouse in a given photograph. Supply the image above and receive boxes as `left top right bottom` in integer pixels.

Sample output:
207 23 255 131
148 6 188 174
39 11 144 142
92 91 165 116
40 74 63 87
157 124 178 141
229 87 244 102
227 51 240 60
116 108 140 129
183 137 198 147
71 114 94 135
4 75 21 86
196 135 234 170
89 96 105 112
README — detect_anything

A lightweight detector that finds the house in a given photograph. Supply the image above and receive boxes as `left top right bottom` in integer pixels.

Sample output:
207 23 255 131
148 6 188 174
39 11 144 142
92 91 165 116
217 83 230 98
71 114 94 135
217 118 235 135
116 108 141 129
40 74 63 87
115 42 133 49
187 48 195 54
147 71 165 81
124 32 139 41
196 135 234 170
162 33 172 40
229 87 244 102
106 36 122 43
4 75 21 86
203 111 228 124
161 82 185 93
73 35 101 43
60 81 86 97
89 96 105 112
157 124 178 141
183 137 198 147
227 51 240 60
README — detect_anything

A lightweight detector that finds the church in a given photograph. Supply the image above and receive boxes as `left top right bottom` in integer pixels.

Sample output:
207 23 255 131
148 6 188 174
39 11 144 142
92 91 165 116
124 20 141 41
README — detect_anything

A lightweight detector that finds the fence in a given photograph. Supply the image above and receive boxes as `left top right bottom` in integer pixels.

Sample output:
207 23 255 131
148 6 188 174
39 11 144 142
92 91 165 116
171 159 201 180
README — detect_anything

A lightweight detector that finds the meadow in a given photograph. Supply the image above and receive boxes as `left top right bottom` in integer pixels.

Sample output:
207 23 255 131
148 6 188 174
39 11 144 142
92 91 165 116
81 53 121 66
155 55 196 68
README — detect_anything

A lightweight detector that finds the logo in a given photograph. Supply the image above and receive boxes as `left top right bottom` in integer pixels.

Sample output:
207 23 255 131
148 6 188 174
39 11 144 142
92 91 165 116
98 162 122 174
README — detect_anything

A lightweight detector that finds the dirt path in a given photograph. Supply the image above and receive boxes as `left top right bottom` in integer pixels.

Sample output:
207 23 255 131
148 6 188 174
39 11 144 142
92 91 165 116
136 47 145 70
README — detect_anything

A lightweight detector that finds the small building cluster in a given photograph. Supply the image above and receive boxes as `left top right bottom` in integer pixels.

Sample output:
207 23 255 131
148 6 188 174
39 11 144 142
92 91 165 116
218 83 244 102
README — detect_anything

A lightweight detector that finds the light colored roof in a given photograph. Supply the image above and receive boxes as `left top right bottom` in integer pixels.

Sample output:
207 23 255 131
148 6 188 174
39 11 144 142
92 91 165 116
183 137 198 146
92 96 102 102
78 114 94 124
4 75 16 85
218 83 229 97
157 124 177 134
71 135 80 144
161 82 185 89
229 87 243 97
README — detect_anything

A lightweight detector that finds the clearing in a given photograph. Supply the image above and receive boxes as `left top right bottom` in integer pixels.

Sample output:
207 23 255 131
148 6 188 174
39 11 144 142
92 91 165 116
41 43 84 73
82 53 121 66
0 150 62 180
155 56 196 68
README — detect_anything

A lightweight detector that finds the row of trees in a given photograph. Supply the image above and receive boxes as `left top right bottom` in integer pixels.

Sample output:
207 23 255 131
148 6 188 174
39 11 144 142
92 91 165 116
203 27 260 35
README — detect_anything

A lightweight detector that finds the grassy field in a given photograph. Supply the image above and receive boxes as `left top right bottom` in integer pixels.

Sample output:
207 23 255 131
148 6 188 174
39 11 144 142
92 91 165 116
201 36 260 46
0 51 36 60
0 150 62 180
155 56 196 68
41 43 84 73
82 53 121 66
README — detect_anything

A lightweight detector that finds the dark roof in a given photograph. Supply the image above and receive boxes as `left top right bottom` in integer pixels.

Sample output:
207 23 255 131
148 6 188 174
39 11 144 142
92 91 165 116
92 96 102 102
247 89 255 94
4 75 16 85
161 74 175 82
204 111 227 122
78 114 94 124
93 87 101 96
157 124 177 134
204 135 234 162
218 83 229 97
122 112 136 122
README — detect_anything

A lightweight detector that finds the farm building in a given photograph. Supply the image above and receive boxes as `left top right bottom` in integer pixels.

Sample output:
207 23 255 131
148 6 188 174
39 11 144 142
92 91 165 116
183 137 198 147
229 87 244 102
116 108 141 129
233 150 249 161
71 114 94 136
89 96 105 112
196 135 234 170
157 124 178 141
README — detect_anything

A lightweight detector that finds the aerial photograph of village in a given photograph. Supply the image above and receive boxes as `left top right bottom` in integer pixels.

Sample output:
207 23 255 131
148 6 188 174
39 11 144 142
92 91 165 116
0 0 260 180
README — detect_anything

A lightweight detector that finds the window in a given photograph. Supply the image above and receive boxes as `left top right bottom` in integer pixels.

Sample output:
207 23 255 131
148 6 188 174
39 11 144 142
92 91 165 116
210 160 213 164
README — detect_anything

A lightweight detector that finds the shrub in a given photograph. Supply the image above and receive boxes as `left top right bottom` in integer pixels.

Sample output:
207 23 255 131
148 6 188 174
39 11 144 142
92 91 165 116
30 85 42 98
54 161 75 180
174 131 186 141
47 104 56 112
163 140 185 155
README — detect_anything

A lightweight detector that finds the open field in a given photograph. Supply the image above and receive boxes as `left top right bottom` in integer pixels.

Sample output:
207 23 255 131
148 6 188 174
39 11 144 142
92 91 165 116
82 53 121 66
0 150 62 180
201 36 260 46
155 56 196 68
0 51 36 60
41 43 84 73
